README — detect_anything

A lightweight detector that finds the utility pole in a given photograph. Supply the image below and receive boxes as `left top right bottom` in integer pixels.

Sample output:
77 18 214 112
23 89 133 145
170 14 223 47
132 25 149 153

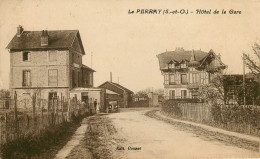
91 52 93 68
243 53 246 106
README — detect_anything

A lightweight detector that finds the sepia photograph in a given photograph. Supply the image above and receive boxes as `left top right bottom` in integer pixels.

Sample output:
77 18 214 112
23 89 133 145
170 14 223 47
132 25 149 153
0 0 259 158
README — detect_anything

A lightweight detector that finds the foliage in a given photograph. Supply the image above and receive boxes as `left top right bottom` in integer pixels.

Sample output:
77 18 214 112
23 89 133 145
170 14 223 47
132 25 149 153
243 42 260 75
0 89 10 99
135 88 164 98
199 73 260 105
198 73 225 104
161 100 182 118
0 114 86 159
210 103 260 128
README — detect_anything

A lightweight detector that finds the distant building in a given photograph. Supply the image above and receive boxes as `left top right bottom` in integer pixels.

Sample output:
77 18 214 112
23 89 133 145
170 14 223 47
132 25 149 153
6 26 96 108
223 74 260 105
157 48 227 99
98 81 133 108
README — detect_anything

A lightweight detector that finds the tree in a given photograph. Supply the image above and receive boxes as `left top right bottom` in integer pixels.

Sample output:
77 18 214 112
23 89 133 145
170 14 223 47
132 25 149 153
198 73 226 104
243 42 260 75
0 89 10 99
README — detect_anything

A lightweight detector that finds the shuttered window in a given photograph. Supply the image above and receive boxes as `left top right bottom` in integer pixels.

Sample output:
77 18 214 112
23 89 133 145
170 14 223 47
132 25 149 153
48 51 57 62
169 90 175 99
48 69 58 86
181 90 187 98
23 70 31 86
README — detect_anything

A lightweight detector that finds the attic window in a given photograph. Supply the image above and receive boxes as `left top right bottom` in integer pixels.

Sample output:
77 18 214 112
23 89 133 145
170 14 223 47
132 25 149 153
181 63 187 68
168 63 175 69
23 52 31 61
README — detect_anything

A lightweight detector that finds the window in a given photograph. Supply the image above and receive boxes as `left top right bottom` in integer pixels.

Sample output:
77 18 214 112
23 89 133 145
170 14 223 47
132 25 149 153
201 72 209 84
164 74 169 85
169 90 175 99
22 70 31 86
48 69 58 86
181 74 188 84
192 73 198 84
23 52 31 61
169 74 175 84
168 63 175 69
181 63 187 68
48 51 57 62
181 90 187 98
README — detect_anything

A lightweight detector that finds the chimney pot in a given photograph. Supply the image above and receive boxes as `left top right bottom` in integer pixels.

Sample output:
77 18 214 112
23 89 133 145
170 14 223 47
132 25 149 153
41 30 49 46
17 25 24 37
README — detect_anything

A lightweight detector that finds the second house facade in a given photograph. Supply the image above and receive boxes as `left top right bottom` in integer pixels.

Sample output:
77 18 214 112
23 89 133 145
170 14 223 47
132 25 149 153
157 48 227 99
6 26 95 107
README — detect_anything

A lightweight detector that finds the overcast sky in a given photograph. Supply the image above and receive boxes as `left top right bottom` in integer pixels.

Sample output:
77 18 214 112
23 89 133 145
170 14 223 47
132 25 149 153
0 0 259 92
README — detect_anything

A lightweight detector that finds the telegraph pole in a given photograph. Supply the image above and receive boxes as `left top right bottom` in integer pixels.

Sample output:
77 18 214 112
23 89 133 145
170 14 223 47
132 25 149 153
91 52 93 68
243 53 246 106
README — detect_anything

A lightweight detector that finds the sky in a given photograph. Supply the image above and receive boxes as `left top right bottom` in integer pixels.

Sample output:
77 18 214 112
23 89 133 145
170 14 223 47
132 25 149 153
0 0 259 92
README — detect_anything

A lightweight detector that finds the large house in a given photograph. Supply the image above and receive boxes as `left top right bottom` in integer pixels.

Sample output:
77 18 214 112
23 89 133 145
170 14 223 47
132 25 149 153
157 48 227 99
6 26 96 108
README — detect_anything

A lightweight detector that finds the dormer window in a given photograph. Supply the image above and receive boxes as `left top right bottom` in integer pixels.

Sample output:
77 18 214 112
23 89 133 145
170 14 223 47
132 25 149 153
181 63 187 68
23 52 31 61
168 63 175 69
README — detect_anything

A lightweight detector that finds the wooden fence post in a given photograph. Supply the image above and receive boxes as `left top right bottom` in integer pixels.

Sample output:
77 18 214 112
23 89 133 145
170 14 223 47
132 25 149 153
67 98 70 122
0 116 2 147
5 113 8 142
14 91 19 139
32 93 36 129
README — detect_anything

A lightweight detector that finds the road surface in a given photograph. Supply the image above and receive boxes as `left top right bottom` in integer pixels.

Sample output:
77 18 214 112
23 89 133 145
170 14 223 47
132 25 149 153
108 108 260 159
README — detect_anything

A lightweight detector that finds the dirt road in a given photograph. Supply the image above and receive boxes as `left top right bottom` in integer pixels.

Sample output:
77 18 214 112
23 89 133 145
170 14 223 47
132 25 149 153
109 108 260 159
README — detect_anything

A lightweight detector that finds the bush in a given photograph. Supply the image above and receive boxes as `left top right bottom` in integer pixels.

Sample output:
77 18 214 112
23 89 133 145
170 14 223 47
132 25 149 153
0 114 87 159
161 100 182 118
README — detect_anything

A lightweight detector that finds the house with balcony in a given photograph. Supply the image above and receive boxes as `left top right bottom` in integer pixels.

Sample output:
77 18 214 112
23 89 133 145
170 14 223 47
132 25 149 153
157 48 227 99
6 26 98 108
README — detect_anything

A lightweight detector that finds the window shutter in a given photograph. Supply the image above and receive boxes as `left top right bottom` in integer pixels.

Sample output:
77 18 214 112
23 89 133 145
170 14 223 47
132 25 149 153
48 69 58 86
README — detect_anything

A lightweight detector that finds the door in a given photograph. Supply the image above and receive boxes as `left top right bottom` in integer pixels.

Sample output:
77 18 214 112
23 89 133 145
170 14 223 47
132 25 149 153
48 92 57 109
181 90 187 99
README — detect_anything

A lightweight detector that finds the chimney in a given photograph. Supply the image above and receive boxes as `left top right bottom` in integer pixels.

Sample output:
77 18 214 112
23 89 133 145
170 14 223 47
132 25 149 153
41 30 49 46
110 72 112 82
190 49 195 61
17 25 24 37
217 53 221 60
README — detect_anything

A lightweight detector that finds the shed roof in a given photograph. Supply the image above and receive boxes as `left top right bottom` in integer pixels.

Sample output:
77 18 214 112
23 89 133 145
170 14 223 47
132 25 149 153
82 64 96 72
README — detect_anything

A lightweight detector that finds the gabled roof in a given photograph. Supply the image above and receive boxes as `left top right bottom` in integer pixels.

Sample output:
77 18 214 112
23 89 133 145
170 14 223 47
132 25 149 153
157 50 208 69
6 30 85 54
98 81 133 94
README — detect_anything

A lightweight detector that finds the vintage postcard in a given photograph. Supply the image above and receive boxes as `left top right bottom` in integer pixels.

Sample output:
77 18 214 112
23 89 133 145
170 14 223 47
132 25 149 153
0 0 260 158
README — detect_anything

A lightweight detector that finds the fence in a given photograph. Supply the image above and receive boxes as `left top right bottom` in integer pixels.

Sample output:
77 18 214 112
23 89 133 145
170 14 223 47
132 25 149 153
0 91 92 147
161 100 260 137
